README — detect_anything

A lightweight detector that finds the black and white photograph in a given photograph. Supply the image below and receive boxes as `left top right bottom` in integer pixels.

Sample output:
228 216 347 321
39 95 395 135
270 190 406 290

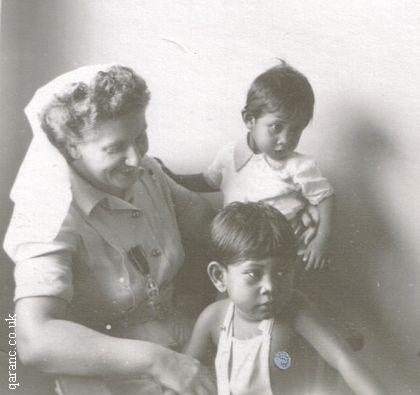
0 1 419 394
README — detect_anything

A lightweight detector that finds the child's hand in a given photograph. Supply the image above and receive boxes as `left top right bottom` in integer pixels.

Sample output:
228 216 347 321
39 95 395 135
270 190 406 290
301 232 330 271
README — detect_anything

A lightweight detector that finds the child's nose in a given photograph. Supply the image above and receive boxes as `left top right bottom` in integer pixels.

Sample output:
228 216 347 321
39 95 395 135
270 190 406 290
260 276 274 294
276 130 290 144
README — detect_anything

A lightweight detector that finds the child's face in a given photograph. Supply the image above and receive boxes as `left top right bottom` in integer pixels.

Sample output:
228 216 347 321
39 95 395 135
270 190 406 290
248 111 304 161
224 256 295 321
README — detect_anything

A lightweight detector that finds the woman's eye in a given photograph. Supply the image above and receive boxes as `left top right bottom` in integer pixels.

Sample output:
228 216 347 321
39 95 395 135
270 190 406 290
106 144 123 154
135 133 147 146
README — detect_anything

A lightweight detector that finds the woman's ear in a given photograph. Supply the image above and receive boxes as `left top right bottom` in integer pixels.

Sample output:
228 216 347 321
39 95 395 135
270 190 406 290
207 261 227 293
241 109 255 130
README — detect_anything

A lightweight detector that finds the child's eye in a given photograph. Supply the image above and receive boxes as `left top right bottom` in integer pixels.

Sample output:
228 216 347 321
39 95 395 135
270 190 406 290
269 123 283 135
247 270 262 280
278 265 293 277
276 271 287 278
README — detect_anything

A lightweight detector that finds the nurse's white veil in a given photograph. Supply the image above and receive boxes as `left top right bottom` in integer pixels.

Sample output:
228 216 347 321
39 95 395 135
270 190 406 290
4 64 115 261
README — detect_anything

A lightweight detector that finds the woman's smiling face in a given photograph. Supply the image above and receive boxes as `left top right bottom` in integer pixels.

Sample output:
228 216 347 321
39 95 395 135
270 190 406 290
71 110 148 198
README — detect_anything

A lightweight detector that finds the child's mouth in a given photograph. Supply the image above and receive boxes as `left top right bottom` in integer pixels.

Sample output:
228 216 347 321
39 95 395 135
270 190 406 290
259 301 273 309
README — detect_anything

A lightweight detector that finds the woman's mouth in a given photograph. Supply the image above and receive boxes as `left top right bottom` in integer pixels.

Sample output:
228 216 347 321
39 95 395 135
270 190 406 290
117 166 137 175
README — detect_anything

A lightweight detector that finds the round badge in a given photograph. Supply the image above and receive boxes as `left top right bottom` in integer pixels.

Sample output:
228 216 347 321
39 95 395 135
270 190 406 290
274 351 291 370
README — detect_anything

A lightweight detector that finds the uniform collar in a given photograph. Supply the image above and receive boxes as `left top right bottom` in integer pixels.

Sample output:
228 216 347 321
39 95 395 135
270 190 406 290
69 167 136 216
234 133 260 172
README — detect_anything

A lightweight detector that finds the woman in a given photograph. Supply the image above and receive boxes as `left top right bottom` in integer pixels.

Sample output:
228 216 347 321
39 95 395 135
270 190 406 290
4 65 216 395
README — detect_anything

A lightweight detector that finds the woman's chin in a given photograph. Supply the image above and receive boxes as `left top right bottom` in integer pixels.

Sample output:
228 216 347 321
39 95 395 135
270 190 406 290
111 172 138 189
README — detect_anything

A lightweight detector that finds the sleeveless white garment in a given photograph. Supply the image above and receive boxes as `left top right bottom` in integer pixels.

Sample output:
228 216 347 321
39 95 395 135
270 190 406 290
215 302 274 395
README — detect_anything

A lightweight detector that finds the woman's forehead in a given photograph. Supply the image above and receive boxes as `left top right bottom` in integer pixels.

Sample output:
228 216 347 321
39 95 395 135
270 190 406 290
87 111 147 142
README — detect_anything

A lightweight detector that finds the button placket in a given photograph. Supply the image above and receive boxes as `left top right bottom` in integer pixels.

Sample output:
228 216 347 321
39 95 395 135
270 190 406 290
151 248 161 257
132 210 141 218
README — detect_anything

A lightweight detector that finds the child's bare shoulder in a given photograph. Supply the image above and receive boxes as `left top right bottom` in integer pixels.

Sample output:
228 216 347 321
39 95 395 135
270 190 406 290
197 298 231 343
292 290 321 322
290 291 337 345
272 291 318 336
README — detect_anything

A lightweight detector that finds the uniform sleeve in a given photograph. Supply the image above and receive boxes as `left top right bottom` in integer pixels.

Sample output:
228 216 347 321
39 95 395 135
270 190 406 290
166 172 215 245
5 211 80 303
203 144 231 189
292 157 334 205
146 157 215 247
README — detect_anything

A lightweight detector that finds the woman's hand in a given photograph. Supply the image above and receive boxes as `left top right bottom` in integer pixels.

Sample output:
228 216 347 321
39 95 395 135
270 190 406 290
153 348 216 394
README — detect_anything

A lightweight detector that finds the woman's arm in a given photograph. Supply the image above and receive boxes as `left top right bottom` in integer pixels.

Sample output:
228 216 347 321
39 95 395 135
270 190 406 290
16 296 215 394
294 305 386 395
170 173 218 193
154 158 218 193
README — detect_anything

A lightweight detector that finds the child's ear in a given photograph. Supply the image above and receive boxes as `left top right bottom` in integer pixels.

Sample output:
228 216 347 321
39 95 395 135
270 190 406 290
241 109 255 129
66 142 81 160
207 261 227 293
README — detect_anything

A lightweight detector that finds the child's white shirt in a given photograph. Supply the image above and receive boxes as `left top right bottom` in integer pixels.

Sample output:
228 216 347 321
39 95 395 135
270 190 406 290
204 136 334 220
215 302 275 395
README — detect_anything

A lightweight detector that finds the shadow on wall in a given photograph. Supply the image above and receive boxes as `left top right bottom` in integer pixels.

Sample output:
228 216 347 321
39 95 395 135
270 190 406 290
0 2 84 394
325 104 418 391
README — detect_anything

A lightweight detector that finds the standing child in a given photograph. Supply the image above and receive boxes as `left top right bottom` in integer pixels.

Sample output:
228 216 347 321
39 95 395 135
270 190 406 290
185 202 385 395
162 61 334 270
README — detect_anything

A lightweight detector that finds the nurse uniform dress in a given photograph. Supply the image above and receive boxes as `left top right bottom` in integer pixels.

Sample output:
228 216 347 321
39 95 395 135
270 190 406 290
3 65 213 395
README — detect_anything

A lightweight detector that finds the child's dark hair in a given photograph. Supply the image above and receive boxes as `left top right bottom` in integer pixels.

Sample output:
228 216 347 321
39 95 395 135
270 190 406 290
244 60 314 127
211 201 297 266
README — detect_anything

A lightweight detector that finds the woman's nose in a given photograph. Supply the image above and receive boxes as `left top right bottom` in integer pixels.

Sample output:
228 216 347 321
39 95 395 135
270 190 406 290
125 145 141 167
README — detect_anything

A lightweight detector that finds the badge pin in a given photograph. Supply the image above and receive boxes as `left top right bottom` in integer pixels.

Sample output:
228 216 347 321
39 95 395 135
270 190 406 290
274 351 291 370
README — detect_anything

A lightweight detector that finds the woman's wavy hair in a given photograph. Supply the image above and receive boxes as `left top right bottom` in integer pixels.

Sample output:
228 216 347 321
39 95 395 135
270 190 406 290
40 65 150 161
211 201 297 266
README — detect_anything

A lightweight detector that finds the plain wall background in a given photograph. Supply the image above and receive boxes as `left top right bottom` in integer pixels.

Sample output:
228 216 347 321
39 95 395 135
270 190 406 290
1 0 419 393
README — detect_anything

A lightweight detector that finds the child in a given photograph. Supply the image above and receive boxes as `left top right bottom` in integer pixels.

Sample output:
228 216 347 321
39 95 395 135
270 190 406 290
185 202 385 395
161 61 334 270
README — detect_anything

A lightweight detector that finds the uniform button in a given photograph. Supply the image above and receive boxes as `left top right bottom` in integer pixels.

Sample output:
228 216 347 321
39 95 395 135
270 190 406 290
131 210 142 218
118 277 125 283
151 248 161 257
99 200 109 209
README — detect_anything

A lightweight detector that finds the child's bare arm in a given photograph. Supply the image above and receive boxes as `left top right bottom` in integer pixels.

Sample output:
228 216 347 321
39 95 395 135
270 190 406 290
294 304 387 395
184 302 219 364
301 194 335 270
